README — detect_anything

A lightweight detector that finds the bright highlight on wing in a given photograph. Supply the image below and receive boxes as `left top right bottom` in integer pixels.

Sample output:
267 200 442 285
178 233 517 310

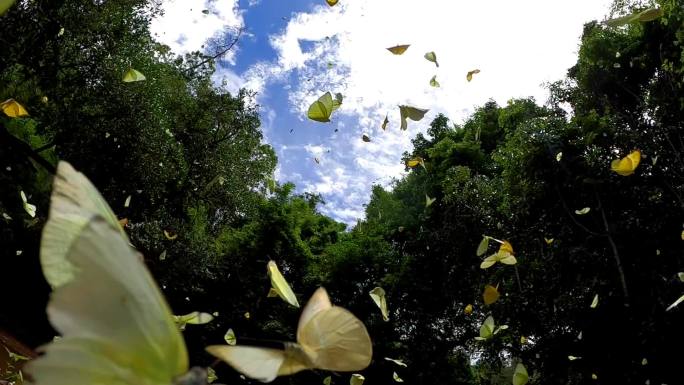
267 260 300 307
207 287 372 382
25 161 190 385
369 286 390 321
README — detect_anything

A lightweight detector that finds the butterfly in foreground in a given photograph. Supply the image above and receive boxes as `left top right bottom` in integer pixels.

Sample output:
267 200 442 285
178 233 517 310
206 287 373 382
25 161 205 385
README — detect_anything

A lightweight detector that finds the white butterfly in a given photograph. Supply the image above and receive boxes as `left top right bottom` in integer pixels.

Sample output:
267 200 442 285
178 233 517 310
26 162 201 385
207 287 373 382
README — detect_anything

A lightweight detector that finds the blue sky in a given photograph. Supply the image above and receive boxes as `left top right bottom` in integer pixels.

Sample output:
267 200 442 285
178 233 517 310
151 0 613 226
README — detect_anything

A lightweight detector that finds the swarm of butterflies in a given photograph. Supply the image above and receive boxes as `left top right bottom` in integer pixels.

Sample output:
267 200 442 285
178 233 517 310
3 1 678 384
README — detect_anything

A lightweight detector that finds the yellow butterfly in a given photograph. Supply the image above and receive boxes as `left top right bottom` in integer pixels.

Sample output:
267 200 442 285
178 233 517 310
480 241 517 269
26 162 201 385
610 150 641 176
1 98 29 117
386 44 410 55
207 287 372 382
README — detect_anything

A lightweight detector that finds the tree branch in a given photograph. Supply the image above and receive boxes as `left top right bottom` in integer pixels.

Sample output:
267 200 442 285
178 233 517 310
595 192 630 307
0 125 56 174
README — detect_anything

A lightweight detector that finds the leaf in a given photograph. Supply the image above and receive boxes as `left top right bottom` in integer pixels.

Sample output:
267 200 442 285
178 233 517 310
424 51 439 67
307 92 335 122
611 150 641 176
224 328 236 345
386 44 410 55
429 75 440 87
164 230 178 240
590 294 599 308
464 304 473 315
512 363 529 385
398 105 429 130
0 0 17 15
382 114 389 130
323 376 332 385
483 285 500 306
425 194 436 207
326 0 339 7
384 357 408 367
666 294 684 311
350 374 365 385
466 69 480 82
207 367 218 383
20 191 37 218
124 195 132 208
362 133 371 142
369 287 390 321
122 67 146 82
476 236 490 256
1 99 29 117
393 372 404 382
575 207 591 215
267 260 300 307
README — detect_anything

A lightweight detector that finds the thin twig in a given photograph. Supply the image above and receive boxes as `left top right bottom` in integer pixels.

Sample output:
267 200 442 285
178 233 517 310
596 192 630 307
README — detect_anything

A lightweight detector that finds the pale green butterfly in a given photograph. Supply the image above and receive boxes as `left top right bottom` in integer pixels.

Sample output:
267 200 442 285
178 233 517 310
25 161 203 385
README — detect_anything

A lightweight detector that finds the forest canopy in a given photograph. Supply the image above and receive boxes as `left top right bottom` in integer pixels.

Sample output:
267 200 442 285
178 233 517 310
1 1 683 385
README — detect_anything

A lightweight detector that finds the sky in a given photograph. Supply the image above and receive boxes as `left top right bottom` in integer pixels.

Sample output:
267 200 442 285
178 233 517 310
151 0 614 226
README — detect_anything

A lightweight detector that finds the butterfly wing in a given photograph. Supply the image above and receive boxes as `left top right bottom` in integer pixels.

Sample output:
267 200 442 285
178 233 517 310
40 161 126 288
206 345 286 383
297 306 372 371
267 261 300 307
297 287 332 336
26 218 188 385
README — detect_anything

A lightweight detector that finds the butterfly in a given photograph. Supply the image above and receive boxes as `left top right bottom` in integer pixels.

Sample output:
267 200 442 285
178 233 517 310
206 287 373 382
25 161 203 385
610 150 641 176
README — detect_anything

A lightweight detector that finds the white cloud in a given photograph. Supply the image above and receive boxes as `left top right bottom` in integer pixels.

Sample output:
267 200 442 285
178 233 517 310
259 0 613 225
150 0 243 63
